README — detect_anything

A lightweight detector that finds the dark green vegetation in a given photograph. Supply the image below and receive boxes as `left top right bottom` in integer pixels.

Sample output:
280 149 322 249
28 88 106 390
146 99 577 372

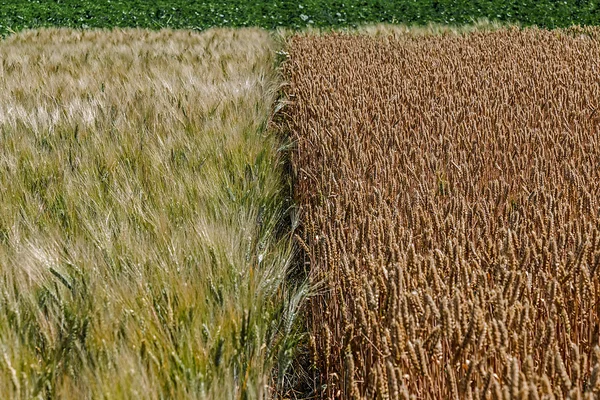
2 0 600 37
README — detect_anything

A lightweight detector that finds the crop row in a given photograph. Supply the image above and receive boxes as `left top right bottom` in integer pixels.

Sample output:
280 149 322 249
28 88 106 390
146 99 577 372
3 0 600 37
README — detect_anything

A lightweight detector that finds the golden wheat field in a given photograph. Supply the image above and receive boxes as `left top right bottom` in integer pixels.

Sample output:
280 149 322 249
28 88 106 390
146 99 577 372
284 27 600 399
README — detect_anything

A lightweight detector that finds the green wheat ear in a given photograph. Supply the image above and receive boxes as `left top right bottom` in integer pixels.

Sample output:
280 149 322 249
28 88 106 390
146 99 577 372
0 28 305 399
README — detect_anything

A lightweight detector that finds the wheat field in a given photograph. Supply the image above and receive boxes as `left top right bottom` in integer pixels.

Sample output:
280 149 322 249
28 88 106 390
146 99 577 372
284 27 600 399
0 28 305 399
